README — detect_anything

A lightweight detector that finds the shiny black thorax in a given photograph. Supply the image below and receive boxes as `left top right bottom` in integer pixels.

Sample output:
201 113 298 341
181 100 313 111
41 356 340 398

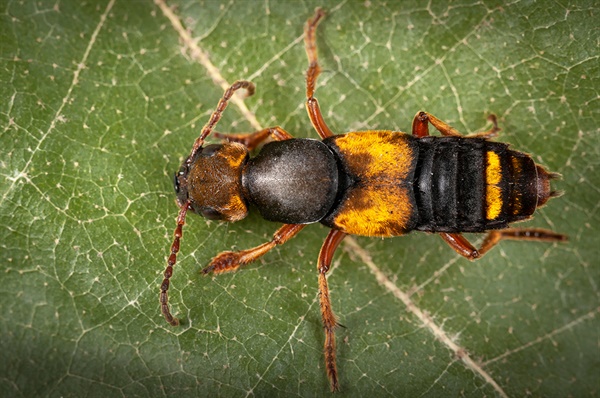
244 139 338 224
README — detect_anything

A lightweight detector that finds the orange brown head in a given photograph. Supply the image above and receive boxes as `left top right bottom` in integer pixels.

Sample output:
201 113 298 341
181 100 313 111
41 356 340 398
174 142 249 222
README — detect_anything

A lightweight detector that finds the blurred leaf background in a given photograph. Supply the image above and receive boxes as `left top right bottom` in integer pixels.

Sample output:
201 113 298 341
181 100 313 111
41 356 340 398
0 0 598 397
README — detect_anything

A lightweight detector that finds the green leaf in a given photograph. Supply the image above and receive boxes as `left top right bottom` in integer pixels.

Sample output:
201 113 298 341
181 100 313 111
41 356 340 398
1 1 598 397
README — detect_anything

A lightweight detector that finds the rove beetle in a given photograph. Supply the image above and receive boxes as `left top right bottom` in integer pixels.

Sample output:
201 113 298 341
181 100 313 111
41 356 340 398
160 8 567 392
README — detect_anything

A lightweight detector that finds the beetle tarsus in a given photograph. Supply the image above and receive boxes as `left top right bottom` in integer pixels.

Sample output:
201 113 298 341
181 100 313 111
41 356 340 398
202 251 241 274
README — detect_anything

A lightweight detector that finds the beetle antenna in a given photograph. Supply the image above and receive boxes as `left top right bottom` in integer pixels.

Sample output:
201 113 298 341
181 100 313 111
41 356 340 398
160 201 190 326
188 80 255 162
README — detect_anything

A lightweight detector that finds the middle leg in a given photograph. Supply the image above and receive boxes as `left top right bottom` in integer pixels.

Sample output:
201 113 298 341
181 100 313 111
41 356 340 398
317 228 347 392
304 8 334 139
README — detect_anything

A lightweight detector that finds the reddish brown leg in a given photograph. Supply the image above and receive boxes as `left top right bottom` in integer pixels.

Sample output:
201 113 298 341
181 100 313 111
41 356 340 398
304 8 334 139
317 229 347 392
214 126 293 151
412 111 461 137
412 111 500 139
439 232 479 259
202 224 306 274
160 202 191 326
440 228 567 260
469 114 501 139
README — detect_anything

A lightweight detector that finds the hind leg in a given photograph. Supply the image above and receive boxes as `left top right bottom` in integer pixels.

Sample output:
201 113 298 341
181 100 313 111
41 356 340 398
440 229 568 260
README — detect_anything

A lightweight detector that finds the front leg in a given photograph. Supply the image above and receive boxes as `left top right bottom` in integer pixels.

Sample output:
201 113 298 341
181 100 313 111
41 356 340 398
214 126 294 151
202 223 305 274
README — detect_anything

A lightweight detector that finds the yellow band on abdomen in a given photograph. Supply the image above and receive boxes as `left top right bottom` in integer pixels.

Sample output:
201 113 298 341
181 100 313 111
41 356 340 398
486 151 503 220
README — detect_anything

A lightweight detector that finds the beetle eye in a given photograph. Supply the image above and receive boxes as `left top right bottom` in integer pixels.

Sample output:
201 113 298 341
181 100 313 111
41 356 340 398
201 144 221 157
173 172 180 193
199 206 223 220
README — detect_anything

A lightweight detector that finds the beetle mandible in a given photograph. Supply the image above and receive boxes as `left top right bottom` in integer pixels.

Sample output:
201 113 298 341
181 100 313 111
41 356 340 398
160 8 567 392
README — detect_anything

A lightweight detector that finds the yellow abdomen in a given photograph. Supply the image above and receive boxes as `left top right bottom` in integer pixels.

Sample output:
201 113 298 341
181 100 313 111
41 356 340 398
321 131 420 237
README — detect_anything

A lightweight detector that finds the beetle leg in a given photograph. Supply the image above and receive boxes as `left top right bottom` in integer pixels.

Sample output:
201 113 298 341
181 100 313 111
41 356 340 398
202 224 306 274
412 111 500 139
468 114 501 139
440 229 567 260
304 8 335 139
411 111 430 138
412 111 461 137
213 126 294 151
439 232 479 259
317 229 347 392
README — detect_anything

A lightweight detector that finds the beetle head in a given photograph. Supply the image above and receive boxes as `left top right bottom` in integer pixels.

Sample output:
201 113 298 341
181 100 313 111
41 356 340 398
174 142 249 222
